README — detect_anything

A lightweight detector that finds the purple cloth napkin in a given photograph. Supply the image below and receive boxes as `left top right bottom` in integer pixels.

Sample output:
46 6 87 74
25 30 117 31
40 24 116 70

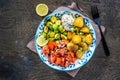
26 2 105 77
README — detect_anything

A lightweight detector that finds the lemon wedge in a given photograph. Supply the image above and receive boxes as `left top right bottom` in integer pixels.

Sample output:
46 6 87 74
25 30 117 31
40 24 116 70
36 3 49 16
36 35 48 46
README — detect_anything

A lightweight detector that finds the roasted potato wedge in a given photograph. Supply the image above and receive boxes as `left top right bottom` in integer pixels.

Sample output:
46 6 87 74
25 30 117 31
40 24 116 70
80 42 88 51
83 34 93 44
76 50 84 59
80 27 90 33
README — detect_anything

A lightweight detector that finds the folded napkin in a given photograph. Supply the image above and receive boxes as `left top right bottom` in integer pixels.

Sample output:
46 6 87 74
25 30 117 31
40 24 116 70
27 2 105 77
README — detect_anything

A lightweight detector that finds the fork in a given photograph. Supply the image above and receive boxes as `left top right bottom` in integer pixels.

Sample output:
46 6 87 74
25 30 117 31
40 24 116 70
91 5 110 56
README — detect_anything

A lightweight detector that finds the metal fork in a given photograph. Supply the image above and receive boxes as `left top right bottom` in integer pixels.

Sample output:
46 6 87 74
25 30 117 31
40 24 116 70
91 5 110 56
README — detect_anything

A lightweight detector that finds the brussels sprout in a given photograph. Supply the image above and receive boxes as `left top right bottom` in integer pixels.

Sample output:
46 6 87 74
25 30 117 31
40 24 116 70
60 28 65 33
46 30 52 39
41 32 47 38
77 32 84 35
54 30 59 33
44 26 48 33
58 25 63 32
49 32 55 38
51 16 57 23
71 27 77 32
46 21 53 30
78 47 83 51
48 38 54 41
63 31 68 36
53 24 58 31
55 33 61 39
61 34 67 39
55 20 61 25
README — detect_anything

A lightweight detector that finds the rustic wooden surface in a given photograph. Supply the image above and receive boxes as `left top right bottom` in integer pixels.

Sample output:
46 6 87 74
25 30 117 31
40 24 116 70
0 0 120 80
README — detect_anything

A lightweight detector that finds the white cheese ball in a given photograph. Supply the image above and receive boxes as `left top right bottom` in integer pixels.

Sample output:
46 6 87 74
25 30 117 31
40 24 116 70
61 14 74 31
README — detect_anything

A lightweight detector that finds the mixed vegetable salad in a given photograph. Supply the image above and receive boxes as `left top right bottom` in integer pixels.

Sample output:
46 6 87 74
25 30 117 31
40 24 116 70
36 13 93 67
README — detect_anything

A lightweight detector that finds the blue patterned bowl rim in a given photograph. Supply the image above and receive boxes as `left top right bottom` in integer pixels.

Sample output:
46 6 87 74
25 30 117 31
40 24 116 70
34 10 96 71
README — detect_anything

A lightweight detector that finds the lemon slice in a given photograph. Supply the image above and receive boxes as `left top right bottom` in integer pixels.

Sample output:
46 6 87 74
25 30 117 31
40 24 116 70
36 35 48 46
36 3 49 16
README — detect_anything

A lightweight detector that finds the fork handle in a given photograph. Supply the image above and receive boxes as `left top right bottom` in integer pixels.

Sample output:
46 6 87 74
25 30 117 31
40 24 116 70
97 24 110 56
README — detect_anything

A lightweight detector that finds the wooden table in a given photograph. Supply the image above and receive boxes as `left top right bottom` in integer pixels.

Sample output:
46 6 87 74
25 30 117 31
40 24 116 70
0 0 120 80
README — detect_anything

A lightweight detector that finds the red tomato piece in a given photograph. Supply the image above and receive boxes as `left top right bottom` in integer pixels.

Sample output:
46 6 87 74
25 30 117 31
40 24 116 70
58 48 67 56
71 57 77 63
67 51 75 58
60 57 66 67
42 45 49 54
50 51 55 55
43 41 77 67
61 57 66 62
48 41 57 50
60 62 65 67
67 52 71 57
65 61 70 67
70 52 75 58
50 55 57 63
55 57 62 65
52 41 57 46
48 45 54 50
56 54 60 57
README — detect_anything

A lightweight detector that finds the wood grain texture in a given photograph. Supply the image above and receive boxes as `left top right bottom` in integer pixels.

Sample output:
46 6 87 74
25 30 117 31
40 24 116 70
0 0 120 80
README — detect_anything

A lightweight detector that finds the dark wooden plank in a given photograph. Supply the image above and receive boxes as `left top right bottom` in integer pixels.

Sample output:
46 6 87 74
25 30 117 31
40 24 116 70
0 0 120 80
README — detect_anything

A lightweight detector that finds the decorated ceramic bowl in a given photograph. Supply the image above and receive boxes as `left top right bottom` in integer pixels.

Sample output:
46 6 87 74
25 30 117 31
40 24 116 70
35 10 96 71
